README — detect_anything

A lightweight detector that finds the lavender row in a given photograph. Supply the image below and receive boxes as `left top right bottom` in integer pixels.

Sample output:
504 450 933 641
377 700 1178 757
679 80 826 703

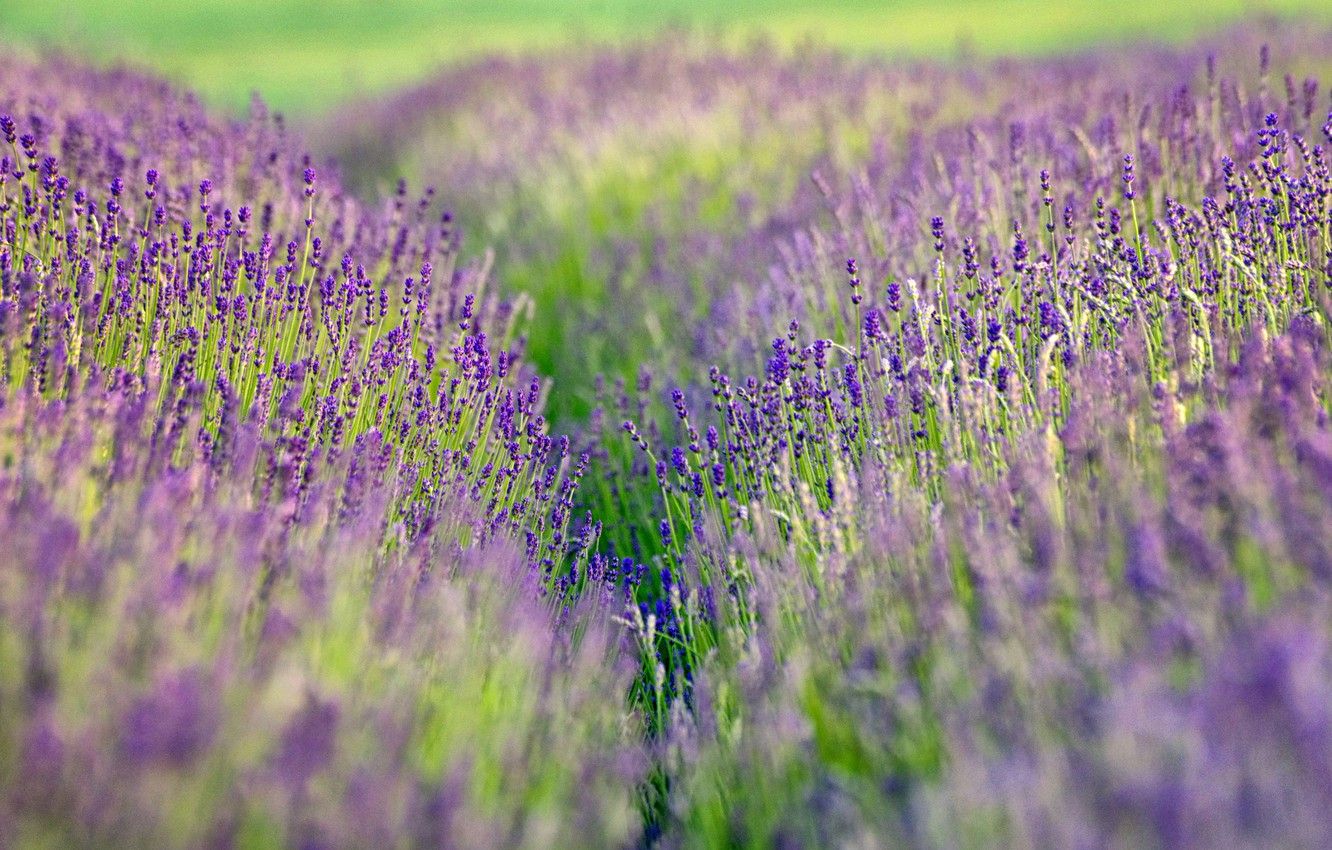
0 56 593 578
0 54 639 849
570 30 1332 844
321 26 1332 388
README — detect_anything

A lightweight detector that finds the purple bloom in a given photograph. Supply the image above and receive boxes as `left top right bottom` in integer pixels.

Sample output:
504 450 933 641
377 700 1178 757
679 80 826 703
274 694 340 788
121 669 219 768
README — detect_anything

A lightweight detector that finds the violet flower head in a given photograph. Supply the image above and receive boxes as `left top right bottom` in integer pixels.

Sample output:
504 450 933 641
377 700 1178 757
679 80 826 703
670 446 688 476
1012 221 1029 272
886 278 902 313
120 669 219 768
274 694 340 789
767 337 790 384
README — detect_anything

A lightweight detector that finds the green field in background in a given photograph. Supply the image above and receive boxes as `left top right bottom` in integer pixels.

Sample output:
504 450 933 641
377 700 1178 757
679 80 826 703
3 0 1329 113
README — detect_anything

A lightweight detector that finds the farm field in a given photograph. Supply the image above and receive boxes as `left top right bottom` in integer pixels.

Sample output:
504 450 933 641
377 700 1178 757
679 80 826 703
3 3 1332 849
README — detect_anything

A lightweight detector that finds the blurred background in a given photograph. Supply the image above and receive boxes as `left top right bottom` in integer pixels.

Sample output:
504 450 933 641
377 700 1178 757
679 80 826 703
2 0 1327 114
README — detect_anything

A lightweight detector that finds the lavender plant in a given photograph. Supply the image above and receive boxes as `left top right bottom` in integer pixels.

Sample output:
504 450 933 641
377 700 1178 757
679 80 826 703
0 56 640 849
5 19 1332 850
587 31 1332 845
0 55 595 578
602 31 1332 570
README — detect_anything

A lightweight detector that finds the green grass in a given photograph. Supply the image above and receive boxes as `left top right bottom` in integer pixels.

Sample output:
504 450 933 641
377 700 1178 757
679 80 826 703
3 0 1329 113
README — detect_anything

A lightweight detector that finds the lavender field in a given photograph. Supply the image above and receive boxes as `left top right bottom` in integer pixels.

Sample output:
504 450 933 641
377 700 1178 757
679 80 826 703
2 6 1332 849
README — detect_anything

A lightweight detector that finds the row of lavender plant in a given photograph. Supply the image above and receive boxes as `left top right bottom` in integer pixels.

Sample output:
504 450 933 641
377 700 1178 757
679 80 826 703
0 57 641 848
602 38 1332 566
0 54 596 577
587 39 1332 844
